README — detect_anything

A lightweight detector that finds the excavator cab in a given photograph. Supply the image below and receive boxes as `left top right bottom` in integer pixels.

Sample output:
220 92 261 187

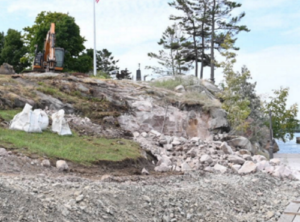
54 48 65 71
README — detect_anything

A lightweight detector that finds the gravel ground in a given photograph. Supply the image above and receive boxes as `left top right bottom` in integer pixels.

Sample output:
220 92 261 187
0 171 299 222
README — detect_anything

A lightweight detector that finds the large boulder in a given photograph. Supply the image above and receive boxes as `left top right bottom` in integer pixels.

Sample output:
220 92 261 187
208 108 229 131
201 79 221 94
228 136 256 154
0 63 15 74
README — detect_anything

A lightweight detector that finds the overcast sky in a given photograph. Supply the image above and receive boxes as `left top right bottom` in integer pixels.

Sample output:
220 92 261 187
1 0 300 116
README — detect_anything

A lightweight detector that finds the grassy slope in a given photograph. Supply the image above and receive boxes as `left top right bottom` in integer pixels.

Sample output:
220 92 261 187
0 110 141 166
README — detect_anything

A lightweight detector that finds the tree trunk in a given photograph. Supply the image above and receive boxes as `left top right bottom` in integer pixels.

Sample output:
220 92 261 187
200 2 207 79
192 23 198 78
210 0 216 83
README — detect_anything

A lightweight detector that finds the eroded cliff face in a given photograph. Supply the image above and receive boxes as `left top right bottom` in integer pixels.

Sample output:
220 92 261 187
0 73 272 156
118 100 228 141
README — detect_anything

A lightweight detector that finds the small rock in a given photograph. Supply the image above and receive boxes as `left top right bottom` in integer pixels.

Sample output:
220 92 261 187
181 162 192 171
143 195 151 203
41 159 51 167
154 163 171 172
238 161 257 174
238 149 251 155
214 164 227 173
164 144 173 151
133 132 140 138
0 148 8 156
220 142 233 154
76 195 84 203
150 130 161 137
204 166 214 173
228 155 245 165
200 154 213 164
141 168 149 175
252 155 267 163
256 160 270 171
141 132 148 137
229 164 241 172
266 211 275 219
56 160 69 171
172 138 181 146
101 174 112 181
174 85 185 93
270 158 281 166
242 154 252 161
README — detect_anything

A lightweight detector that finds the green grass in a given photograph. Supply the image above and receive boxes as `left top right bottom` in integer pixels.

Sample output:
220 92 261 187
0 110 141 165
0 109 21 121
150 76 200 91
150 77 184 90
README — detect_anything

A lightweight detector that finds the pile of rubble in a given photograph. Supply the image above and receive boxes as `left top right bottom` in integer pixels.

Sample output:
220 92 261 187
134 130 300 180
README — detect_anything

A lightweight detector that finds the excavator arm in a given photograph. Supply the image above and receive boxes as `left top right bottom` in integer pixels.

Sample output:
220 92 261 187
32 23 65 72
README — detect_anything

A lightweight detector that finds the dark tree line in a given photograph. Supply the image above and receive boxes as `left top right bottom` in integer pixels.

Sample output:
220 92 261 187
149 0 249 82
0 11 125 77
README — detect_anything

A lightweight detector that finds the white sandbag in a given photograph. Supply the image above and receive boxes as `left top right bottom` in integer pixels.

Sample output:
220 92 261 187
9 104 49 133
33 109 49 130
10 103 41 132
51 109 72 136
27 110 42 133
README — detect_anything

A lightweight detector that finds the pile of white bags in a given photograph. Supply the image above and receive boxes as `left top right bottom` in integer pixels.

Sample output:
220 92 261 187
9 103 72 136
9 104 49 133
51 109 72 136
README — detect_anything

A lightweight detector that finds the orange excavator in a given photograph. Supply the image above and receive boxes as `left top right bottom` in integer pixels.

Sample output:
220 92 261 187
32 23 65 72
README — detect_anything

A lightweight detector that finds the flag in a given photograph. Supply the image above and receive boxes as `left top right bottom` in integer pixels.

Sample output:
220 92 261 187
96 0 99 3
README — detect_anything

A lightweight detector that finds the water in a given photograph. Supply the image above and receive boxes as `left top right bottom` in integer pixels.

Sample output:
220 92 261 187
276 133 300 153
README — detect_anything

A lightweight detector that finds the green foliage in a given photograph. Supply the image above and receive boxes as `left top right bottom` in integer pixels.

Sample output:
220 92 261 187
0 29 30 73
64 52 92 73
150 77 185 90
219 35 251 134
23 11 86 70
94 70 111 79
95 49 119 74
0 31 4 64
147 23 193 76
263 87 299 142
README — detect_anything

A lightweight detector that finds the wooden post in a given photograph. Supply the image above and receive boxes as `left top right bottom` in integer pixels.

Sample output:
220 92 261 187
269 110 274 159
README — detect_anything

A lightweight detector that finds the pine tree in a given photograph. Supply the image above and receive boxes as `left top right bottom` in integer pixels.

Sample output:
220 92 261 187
169 0 202 77
209 0 249 83
147 23 193 76
96 49 119 75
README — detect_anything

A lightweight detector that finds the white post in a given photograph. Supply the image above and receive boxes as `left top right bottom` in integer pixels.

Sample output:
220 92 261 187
93 0 97 76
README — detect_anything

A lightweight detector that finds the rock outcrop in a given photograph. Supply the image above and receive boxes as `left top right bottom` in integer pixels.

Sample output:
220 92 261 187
0 63 15 74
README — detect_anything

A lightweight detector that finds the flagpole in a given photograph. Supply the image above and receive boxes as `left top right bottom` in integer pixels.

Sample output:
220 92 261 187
93 0 97 76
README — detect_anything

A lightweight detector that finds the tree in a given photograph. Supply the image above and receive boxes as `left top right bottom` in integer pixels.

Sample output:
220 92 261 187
147 24 193 76
169 0 203 77
0 32 4 64
219 35 251 134
1 29 30 73
169 0 249 81
23 11 86 69
64 52 92 73
189 0 212 79
96 49 119 74
116 68 132 80
209 0 249 83
264 87 299 142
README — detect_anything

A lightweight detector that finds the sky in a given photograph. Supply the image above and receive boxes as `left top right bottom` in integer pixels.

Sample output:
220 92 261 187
1 0 300 116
